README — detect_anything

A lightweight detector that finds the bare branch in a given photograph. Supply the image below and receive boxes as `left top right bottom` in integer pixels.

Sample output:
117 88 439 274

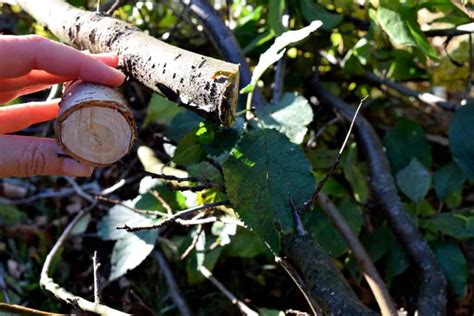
40 203 129 315
154 250 193 316
318 193 397 316
275 256 322 315
0 303 65 316
199 266 259 316
117 201 230 232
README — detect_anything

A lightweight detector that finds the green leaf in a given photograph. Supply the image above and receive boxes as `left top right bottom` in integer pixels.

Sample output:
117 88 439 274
448 104 474 179
385 242 409 285
223 128 314 251
361 224 396 262
433 162 465 201
377 6 437 58
396 158 431 202
433 242 468 297
97 202 159 281
186 229 222 284
299 0 343 31
241 20 322 94
341 143 369 203
268 0 287 35
256 92 313 144
223 228 267 258
165 111 202 141
383 118 432 173
173 127 207 166
423 211 474 240
0 203 26 226
305 148 339 170
143 93 183 127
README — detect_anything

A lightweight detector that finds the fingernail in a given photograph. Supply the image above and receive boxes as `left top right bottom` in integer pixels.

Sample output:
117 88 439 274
63 159 94 177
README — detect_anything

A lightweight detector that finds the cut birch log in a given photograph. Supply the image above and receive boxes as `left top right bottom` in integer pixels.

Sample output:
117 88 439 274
55 81 137 167
15 0 240 126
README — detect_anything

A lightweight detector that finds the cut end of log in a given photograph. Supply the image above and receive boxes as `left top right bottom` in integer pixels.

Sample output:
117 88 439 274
55 82 137 167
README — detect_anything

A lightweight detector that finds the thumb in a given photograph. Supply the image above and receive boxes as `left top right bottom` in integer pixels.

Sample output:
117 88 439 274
0 136 93 178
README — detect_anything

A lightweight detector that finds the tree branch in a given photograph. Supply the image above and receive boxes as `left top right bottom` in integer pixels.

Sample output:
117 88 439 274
185 0 266 108
311 75 447 315
16 0 240 125
154 250 193 316
281 234 378 315
40 204 129 315
318 193 397 316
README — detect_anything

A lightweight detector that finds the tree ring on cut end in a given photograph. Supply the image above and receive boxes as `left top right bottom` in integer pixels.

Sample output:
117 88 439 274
55 82 137 167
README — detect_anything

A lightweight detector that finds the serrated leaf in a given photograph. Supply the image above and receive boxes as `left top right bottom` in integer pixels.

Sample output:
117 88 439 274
377 6 437 58
383 118 432 173
396 158 431 202
223 128 314 251
256 92 313 144
300 0 343 31
97 202 159 281
448 104 474 179
433 162 465 201
433 243 468 297
165 111 202 141
241 20 322 94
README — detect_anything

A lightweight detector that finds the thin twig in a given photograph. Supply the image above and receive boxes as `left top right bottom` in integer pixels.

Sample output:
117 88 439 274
0 303 66 316
199 266 258 316
176 216 217 226
0 264 9 304
95 195 168 217
154 250 192 316
117 201 230 232
318 193 397 316
181 225 203 259
306 96 367 208
64 177 95 203
93 251 101 304
275 257 322 315
40 203 129 315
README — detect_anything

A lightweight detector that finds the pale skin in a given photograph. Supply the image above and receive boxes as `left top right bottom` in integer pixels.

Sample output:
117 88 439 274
0 35 126 178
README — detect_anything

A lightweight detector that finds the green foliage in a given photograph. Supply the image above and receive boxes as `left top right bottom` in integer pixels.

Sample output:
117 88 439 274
448 104 474 179
423 211 474 240
377 3 437 58
396 158 431 202
223 128 314 251
299 0 343 31
340 143 369 203
97 201 159 281
256 92 313 144
433 243 468 297
383 118 432 173
433 162 465 201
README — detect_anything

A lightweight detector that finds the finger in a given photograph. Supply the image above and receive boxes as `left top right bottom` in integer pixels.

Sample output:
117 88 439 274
0 136 94 178
0 35 125 86
0 99 60 134
0 70 69 92
0 84 53 104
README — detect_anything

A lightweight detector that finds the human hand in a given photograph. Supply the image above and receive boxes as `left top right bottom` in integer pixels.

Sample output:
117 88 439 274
0 35 126 178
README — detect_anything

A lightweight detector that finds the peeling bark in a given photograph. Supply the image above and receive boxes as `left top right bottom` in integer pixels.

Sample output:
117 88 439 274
282 234 378 315
16 0 239 126
56 81 136 166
